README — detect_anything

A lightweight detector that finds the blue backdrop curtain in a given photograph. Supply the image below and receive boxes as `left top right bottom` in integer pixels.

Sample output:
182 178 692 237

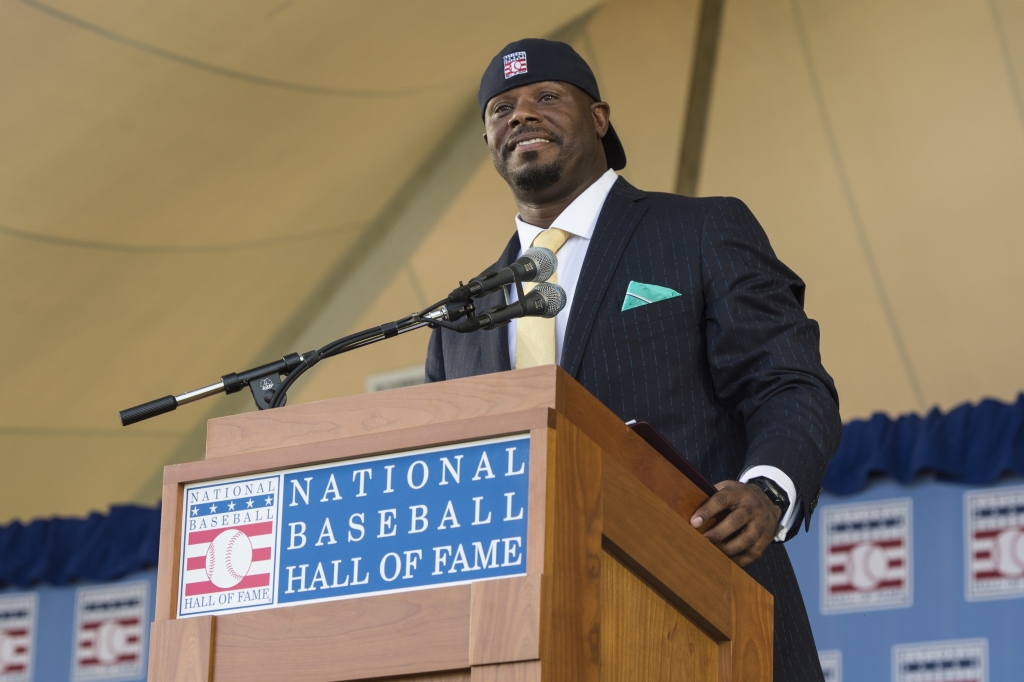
0 505 159 588
825 393 1024 494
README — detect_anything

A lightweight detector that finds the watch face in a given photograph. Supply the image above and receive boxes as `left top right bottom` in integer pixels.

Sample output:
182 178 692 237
753 478 788 508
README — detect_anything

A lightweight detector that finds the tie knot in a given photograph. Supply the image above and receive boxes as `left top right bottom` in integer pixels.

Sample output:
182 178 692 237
531 227 570 254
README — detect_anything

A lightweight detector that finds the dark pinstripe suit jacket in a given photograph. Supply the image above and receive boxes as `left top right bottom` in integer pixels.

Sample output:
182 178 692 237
426 177 841 680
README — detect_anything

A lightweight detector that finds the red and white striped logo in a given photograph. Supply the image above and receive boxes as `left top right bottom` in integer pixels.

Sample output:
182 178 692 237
0 594 36 682
184 522 274 595
179 475 278 616
71 582 147 682
821 499 912 613
503 51 527 79
965 486 1024 601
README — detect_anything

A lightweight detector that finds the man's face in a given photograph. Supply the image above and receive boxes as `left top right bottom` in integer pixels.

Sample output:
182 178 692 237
483 81 609 195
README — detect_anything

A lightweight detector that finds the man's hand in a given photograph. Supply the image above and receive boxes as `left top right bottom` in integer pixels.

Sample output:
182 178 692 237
689 480 782 567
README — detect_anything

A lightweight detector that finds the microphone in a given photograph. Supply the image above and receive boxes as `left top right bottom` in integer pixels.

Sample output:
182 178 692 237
447 247 557 302
456 282 567 332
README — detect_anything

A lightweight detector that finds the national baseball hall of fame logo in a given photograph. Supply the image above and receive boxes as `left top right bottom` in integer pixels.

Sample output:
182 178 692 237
892 638 988 682
821 498 912 613
179 475 279 616
178 435 530 618
0 594 36 682
71 582 148 682
503 51 527 79
965 485 1024 601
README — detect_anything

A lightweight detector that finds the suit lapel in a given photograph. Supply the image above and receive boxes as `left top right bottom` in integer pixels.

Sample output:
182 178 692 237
560 178 647 377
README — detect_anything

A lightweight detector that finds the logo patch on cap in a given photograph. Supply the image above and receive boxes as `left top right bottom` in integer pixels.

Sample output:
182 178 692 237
503 51 527 79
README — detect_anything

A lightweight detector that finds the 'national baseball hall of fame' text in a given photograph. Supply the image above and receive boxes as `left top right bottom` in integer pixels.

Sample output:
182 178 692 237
177 434 530 617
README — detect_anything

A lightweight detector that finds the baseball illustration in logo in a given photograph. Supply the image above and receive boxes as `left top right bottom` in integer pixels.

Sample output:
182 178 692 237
72 582 147 682
503 51 527 79
965 485 1024 601
206 528 254 589
892 638 987 682
179 475 279 616
0 594 36 682
821 498 912 613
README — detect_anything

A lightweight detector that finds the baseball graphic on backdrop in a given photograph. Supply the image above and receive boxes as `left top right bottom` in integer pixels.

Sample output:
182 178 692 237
994 527 1024 578
205 529 253 589
95 619 134 665
849 543 889 591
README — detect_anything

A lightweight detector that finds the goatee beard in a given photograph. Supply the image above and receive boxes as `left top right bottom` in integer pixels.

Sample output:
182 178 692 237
509 157 563 192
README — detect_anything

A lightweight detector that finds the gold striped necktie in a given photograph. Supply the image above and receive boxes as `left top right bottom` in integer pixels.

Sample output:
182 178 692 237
515 227 570 368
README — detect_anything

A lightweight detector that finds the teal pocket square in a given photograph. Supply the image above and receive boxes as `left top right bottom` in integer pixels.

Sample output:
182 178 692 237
621 281 681 311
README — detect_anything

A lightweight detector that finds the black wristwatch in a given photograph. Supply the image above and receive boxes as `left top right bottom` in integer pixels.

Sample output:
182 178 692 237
747 477 790 517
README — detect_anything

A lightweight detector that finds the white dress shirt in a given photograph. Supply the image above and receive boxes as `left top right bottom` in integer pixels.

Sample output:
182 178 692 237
507 168 799 542
508 168 618 364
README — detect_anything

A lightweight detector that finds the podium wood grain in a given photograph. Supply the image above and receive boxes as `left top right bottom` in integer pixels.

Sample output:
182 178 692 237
469 576 542 666
203 368 562 460
600 552 718 682
149 367 772 682
471 661 542 682
378 671 468 675
602 452 733 639
212 586 471 682
148 616 213 682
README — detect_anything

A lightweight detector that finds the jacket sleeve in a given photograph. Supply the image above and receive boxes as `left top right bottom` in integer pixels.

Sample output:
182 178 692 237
700 197 842 531
425 326 447 383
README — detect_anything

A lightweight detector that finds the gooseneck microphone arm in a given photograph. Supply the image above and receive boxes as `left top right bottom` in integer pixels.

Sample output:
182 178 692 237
264 301 461 411
118 352 308 426
119 250 561 426
118 297 474 426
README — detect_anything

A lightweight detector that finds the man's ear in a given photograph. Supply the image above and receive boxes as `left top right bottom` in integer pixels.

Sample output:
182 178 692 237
591 101 611 137
482 132 490 146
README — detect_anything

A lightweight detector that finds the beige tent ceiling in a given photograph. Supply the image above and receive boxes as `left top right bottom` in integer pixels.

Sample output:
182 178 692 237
2 0 1023 525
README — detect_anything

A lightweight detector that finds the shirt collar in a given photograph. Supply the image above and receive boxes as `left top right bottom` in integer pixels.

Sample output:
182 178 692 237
515 168 619 246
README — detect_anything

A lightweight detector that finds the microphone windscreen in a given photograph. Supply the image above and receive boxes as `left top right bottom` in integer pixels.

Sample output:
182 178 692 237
532 283 567 318
523 246 557 282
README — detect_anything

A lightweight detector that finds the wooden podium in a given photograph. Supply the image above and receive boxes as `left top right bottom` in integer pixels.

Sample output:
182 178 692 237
149 366 772 682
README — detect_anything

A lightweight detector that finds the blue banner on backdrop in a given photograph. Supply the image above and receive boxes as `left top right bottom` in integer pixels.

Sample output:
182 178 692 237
787 476 1024 682
0 569 157 681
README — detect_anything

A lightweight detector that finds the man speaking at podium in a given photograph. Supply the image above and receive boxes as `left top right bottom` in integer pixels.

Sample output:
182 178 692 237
425 39 841 681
